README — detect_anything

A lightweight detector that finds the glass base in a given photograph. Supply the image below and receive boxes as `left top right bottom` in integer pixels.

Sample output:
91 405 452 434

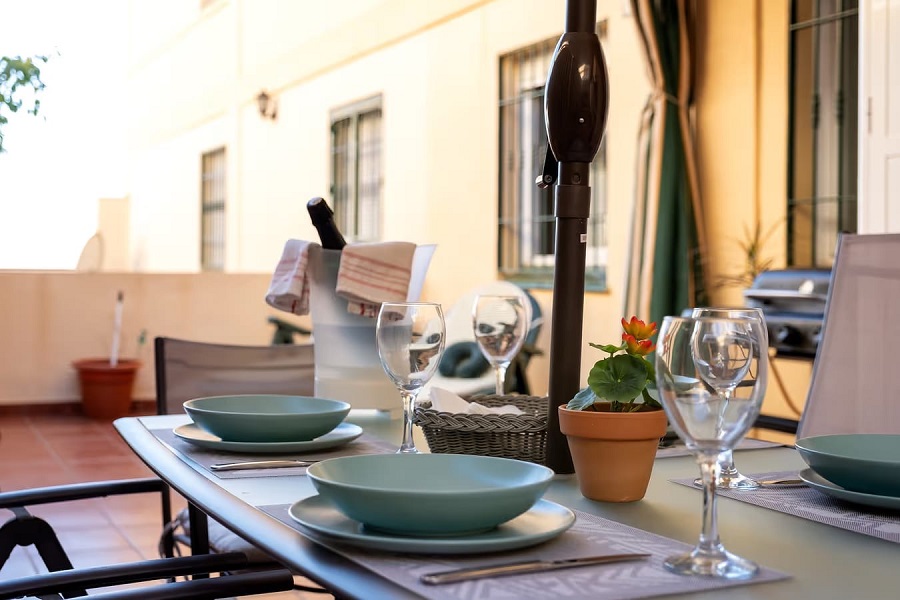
396 446 420 454
694 472 761 490
664 547 759 579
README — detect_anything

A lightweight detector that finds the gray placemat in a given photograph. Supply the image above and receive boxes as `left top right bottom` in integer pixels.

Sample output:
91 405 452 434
671 471 900 544
150 426 397 478
261 504 789 600
656 437 781 459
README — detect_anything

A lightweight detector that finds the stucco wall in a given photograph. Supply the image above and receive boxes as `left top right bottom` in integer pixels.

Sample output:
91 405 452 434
0 271 310 405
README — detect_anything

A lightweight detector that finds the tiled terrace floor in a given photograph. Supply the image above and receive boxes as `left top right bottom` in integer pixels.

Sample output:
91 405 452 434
0 408 328 598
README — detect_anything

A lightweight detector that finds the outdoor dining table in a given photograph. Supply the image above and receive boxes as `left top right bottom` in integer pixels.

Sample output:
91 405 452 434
114 413 900 599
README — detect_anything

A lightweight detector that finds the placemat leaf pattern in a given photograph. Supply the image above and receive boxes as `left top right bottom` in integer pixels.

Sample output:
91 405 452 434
261 504 789 600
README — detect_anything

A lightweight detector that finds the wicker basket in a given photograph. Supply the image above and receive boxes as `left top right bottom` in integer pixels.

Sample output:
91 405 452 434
413 395 549 465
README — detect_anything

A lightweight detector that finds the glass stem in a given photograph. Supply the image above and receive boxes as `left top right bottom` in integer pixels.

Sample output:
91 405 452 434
697 453 723 554
719 449 738 476
398 389 418 453
494 364 508 395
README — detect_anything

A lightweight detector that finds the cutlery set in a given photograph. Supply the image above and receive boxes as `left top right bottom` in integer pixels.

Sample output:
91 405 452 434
758 477 806 488
420 553 651 584
692 476 807 489
209 459 319 472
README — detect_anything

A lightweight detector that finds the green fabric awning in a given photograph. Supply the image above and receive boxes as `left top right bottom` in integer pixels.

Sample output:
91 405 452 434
625 0 708 327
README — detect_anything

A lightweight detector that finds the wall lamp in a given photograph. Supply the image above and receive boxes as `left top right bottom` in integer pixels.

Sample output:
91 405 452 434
256 90 278 120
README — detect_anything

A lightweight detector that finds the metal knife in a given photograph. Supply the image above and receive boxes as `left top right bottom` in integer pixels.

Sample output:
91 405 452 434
209 459 316 472
420 552 652 585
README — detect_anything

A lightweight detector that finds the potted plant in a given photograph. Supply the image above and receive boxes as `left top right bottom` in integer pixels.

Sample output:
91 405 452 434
72 357 142 419
558 317 668 502
72 292 146 420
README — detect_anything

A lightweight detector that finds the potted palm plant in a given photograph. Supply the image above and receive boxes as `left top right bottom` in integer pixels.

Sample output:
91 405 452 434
558 317 668 502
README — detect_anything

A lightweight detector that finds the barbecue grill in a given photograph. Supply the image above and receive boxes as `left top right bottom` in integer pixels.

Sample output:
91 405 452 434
743 268 832 359
743 268 833 433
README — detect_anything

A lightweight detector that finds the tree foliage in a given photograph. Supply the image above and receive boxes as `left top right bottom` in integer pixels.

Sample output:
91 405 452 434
0 54 49 153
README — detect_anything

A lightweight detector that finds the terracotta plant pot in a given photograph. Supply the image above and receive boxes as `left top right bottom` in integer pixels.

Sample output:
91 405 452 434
558 404 668 502
72 358 141 420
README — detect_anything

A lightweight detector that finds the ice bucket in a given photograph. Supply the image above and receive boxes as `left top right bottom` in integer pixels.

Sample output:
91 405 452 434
307 244 436 412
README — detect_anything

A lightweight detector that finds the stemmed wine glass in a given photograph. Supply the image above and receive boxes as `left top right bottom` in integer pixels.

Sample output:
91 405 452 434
472 295 529 395
691 307 769 490
655 315 768 579
376 302 446 453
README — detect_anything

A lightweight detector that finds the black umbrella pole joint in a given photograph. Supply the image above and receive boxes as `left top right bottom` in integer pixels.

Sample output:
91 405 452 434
542 0 609 473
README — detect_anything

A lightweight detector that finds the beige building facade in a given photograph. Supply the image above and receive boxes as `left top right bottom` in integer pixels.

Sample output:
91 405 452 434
120 0 796 397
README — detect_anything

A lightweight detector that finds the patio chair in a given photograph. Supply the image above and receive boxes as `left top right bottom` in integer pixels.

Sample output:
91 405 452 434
0 550 294 599
153 336 326 593
154 336 315 415
796 233 900 439
0 447 295 598
428 281 544 397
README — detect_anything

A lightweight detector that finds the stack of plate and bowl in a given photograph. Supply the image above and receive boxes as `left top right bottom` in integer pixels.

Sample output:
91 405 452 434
175 395 362 453
288 453 575 554
795 433 900 510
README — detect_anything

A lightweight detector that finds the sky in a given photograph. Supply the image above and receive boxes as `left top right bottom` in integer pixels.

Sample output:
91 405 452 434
0 0 129 269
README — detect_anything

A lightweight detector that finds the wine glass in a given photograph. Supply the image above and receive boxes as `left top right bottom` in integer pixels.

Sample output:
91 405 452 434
655 315 768 579
375 302 446 453
472 295 529 395
691 307 769 490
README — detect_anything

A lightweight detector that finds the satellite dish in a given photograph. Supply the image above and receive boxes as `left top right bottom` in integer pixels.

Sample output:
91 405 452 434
76 232 105 271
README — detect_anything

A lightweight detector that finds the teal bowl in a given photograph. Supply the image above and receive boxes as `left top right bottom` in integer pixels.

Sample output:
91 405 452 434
795 434 900 496
306 454 554 536
183 395 350 443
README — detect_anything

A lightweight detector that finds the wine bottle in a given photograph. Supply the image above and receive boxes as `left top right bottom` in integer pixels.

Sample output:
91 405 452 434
306 197 347 250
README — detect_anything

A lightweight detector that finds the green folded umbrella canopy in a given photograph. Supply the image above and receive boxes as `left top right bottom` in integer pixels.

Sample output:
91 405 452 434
625 0 708 326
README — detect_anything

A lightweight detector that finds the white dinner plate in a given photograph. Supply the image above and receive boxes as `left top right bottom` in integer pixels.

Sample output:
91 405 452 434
798 468 900 510
288 495 575 555
173 422 363 453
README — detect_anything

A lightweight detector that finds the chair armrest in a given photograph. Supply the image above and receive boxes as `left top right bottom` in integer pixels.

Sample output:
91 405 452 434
0 552 269 599
753 414 799 434
88 568 297 599
0 477 167 509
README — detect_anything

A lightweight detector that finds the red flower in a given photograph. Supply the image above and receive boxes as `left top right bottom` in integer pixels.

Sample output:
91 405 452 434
623 333 655 356
621 316 657 341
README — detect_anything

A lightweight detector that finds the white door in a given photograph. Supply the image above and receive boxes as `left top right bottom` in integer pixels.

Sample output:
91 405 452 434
859 0 900 233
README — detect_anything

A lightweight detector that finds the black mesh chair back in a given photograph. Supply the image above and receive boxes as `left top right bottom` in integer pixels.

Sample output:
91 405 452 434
155 337 315 415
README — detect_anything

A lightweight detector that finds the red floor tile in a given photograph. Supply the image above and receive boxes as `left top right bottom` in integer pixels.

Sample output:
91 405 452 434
0 411 320 598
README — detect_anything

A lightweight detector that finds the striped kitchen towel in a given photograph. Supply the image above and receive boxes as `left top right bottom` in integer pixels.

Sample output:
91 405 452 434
265 239 313 315
336 242 417 317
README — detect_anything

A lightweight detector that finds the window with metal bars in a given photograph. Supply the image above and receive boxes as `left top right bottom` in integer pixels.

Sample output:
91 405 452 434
200 147 226 271
330 95 383 242
788 0 858 267
498 27 608 291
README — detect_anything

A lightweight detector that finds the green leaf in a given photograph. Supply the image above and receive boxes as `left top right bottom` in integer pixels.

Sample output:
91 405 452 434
589 342 624 354
566 386 598 411
641 386 662 409
0 54 50 153
587 354 649 403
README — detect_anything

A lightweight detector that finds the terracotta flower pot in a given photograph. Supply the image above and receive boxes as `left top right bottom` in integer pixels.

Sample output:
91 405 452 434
558 404 668 502
72 358 141 420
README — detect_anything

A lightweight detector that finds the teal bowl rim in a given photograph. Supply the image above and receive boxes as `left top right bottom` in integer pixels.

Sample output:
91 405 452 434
307 454 554 496
183 395 351 417
795 434 900 468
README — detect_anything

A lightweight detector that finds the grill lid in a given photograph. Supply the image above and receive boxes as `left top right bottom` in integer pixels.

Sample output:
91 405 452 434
743 268 832 315
743 268 832 358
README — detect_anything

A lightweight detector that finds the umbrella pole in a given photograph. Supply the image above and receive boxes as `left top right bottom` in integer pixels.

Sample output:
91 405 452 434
543 0 609 473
